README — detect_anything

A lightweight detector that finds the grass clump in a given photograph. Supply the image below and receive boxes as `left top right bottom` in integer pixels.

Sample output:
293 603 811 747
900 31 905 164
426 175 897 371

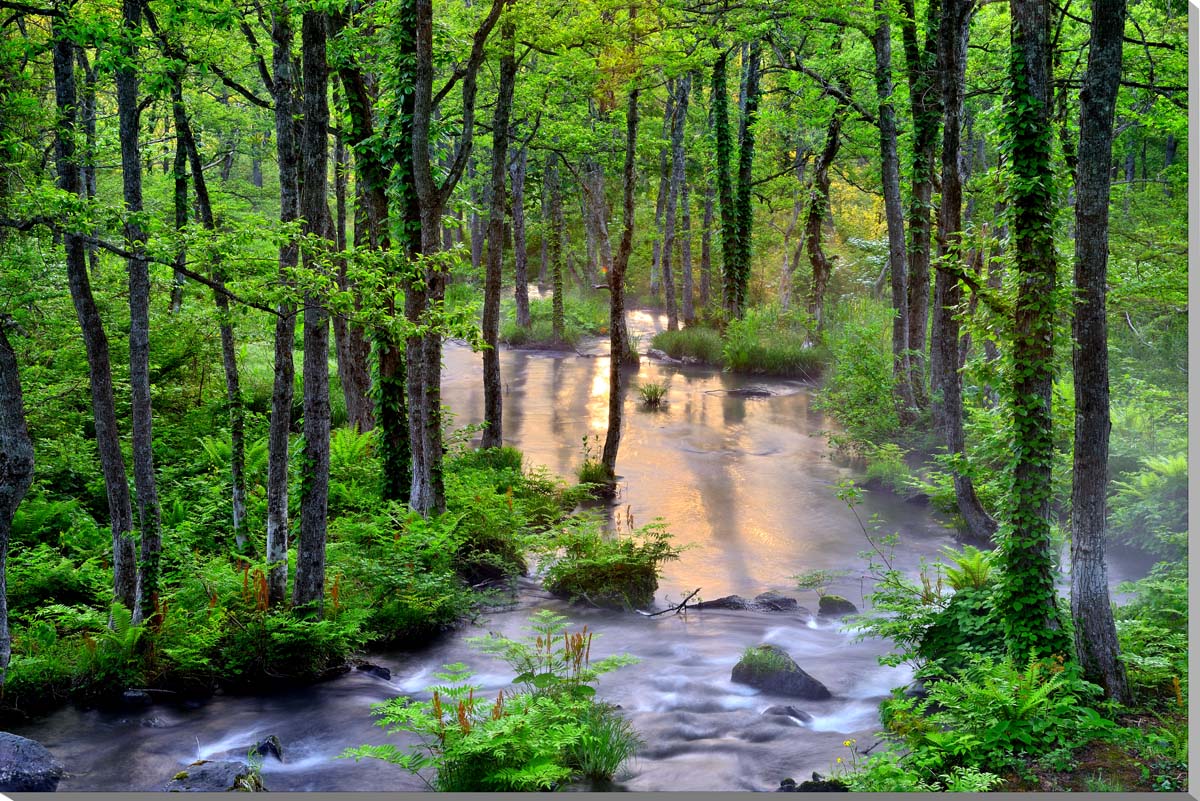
344 611 640 790
500 292 608 349
650 327 724 365
533 517 682 610
737 645 794 674
637 381 668 408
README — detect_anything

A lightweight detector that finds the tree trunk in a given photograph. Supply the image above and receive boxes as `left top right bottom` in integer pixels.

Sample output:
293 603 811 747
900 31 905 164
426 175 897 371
170 72 250 553
996 0 1069 659
117 0 162 626
804 105 841 332
469 159 484 273
700 180 714 308
482 18 515 449
663 76 689 331
546 150 565 342
54 31 136 611
680 169 694 325
873 0 914 419
266 2 299 606
75 49 101 276
899 0 941 401
0 323 35 683
510 144 531 328
602 84 639 477
932 0 997 543
730 41 762 318
292 8 332 614
1070 0 1130 702
650 86 674 301
331 127 374 433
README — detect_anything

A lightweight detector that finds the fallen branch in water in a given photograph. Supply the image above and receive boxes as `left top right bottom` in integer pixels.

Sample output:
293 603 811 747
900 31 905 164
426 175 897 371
638 588 701 617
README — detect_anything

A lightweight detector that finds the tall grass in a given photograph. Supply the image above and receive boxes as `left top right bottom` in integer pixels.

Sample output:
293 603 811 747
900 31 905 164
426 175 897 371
650 306 825 378
651 327 724 365
500 291 608 348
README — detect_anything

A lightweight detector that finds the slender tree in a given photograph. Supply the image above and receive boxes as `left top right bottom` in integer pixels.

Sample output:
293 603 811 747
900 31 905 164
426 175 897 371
510 143 531 328
0 321 34 683
482 12 516 449
293 7 332 613
994 0 1069 659
1070 0 1130 701
53 25 137 610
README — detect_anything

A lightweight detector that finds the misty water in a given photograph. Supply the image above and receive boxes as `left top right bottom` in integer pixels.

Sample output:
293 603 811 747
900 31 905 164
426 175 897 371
14 310 1153 791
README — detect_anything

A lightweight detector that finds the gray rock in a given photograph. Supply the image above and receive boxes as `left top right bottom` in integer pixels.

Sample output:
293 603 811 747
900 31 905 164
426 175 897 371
356 663 392 681
731 645 832 700
0 733 65 792
818 595 858 617
727 387 773 398
252 735 283 762
165 760 265 792
753 592 799 612
762 704 813 723
692 594 751 610
647 348 682 364
122 689 153 708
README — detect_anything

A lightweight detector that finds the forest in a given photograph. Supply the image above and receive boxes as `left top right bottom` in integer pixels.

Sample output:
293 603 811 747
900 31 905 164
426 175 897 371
0 0 1188 792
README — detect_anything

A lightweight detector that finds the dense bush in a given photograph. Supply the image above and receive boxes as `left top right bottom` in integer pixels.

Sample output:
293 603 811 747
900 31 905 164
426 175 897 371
533 517 682 609
345 611 640 790
817 300 902 445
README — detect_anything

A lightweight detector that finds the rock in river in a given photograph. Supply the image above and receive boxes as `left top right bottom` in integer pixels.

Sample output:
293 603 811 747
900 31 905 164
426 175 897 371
731 645 831 700
0 732 65 792
753 591 799 612
762 704 813 724
818 595 858 617
166 760 265 792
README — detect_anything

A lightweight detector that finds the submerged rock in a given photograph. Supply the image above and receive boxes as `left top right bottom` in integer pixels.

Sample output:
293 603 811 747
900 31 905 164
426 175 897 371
166 760 265 792
727 387 773 398
0 733 65 792
355 663 392 681
122 689 153 708
761 704 813 724
692 594 752 610
818 595 857 617
753 592 798 612
731 645 831 700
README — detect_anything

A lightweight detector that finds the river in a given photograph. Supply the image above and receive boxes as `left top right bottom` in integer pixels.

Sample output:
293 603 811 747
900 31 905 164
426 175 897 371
12 310 1152 791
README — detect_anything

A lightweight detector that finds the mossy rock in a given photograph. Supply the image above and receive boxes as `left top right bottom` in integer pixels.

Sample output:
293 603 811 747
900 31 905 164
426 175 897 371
731 645 831 700
818 595 857 617
165 760 266 792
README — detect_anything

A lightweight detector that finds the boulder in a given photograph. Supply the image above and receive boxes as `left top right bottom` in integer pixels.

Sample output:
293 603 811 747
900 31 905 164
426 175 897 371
731 645 831 700
166 760 265 792
818 595 858 618
355 663 392 681
252 735 283 762
0 733 65 792
692 594 751 610
753 592 798 612
762 705 813 724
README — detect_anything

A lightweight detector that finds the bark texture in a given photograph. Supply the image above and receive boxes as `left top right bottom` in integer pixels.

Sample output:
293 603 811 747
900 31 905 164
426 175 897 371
1070 0 1130 701
0 324 34 683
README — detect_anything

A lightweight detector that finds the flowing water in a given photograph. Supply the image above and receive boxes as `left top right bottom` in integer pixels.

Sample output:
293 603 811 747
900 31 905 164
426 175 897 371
13 309 1154 791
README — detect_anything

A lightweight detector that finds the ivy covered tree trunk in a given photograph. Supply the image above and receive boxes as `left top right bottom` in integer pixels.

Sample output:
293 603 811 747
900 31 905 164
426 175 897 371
53 28 137 610
266 2 299 606
680 168 694 325
292 8 332 613
899 0 941 400
116 0 162 626
712 47 737 318
995 0 1069 659
0 322 34 683
932 0 997 543
730 40 761 319
1070 0 1130 702
482 16 515 450
872 0 914 419
510 143 531 328
602 83 639 478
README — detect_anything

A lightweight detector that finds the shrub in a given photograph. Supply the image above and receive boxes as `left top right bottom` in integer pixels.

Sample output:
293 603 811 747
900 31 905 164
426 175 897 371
534 518 682 610
817 299 900 444
500 293 607 348
215 609 368 689
345 612 639 791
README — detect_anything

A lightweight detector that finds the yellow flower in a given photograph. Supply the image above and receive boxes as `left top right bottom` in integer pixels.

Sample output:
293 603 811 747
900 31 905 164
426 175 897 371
836 757 843 764
843 740 851 747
